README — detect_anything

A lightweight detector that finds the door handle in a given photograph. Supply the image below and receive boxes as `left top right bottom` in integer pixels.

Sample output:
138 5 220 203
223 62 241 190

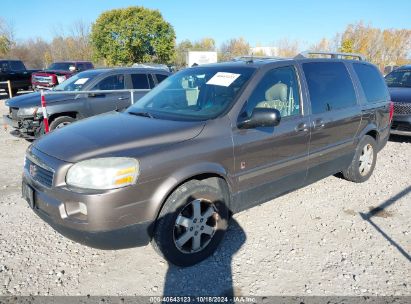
295 122 309 132
118 97 129 100
313 119 325 129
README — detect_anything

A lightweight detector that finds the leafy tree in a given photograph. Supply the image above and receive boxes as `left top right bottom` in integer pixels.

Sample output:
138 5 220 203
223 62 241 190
338 21 411 68
192 37 215 51
91 6 176 65
339 39 354 53
0 35 10 57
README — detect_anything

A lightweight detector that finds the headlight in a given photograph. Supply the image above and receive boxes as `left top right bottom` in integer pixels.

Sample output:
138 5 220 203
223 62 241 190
17 107 42 117
66 158 139 190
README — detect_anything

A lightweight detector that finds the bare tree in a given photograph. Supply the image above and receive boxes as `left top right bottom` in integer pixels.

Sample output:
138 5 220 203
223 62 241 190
275 38 300 57
219 37 250 61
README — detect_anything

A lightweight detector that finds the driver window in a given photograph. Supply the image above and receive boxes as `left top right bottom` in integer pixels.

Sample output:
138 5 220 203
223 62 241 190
93 74 125 90
244 66 301 118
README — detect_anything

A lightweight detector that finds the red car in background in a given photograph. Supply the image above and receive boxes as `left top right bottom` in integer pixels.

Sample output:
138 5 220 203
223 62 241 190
31 61 94 90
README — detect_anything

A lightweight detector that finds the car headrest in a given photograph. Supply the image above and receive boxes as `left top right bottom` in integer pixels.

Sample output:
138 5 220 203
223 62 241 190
265 82 287 102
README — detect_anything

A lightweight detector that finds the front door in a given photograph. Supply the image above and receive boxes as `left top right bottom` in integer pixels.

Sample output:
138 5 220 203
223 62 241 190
232 65 310 212
86 74 128 116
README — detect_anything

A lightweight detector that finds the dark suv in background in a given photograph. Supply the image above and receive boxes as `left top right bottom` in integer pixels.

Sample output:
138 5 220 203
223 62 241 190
22 52 391 266
385 65 411 136
4 67 170 138
31 61 94 91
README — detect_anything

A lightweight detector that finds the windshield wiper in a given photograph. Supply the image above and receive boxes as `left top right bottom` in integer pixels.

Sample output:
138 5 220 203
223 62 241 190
128 111 155 118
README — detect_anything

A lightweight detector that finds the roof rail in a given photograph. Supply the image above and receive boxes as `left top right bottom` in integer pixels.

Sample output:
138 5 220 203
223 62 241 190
295 51 365 61
232 55 282 62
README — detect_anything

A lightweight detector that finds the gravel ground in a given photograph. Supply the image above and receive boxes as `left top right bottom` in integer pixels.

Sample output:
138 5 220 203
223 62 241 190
0 93 410 297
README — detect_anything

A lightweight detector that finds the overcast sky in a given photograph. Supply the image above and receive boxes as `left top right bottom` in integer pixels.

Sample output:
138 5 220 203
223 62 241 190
2 0 411 47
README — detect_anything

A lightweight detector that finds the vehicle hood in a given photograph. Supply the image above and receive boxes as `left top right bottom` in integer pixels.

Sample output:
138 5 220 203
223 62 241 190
5 92 74 108
33 112 205 163
33 70 73 76
388 87 411 103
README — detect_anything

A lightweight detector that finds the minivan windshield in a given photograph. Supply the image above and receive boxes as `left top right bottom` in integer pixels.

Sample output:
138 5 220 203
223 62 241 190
127 66 255 121
53 70 104 91
385 69 411 88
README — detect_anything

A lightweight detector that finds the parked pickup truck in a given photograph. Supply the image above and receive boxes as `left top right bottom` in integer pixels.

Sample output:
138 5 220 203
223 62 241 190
31 61 94 91
4 67 170 138
0 60 39 95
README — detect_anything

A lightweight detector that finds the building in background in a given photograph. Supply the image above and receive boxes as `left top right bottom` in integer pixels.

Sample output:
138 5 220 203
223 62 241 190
186 51 218 67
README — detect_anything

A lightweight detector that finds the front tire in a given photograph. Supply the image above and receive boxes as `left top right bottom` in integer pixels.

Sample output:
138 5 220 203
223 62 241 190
342 135 377 183
152 179 229 267
49 116 75 131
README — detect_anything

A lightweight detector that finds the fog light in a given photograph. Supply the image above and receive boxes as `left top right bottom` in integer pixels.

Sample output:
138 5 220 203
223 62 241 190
62 201 88 221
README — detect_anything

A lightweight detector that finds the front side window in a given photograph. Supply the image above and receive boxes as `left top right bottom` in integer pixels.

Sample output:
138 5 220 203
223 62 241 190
93 74 125 90
131 73 150 89
303 62 357 114
354 63 388 103
242 66 301 119
53 70 103 91
127 67 255 121
385 69 411 88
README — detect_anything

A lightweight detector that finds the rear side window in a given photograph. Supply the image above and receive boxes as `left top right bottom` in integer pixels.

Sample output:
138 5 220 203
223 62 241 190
353 63 387 103
303 62 357 114
131 73 150 89
155 74 168 84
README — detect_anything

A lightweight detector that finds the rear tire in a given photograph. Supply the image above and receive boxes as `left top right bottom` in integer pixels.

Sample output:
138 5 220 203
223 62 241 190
342 135 377 183
151 179 229 267
49 116 75 131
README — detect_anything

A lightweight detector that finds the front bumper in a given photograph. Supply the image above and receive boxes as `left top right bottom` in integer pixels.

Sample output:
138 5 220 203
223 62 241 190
33 203 152 249
22 148 156 249
391 115 411 136
3 114 41 137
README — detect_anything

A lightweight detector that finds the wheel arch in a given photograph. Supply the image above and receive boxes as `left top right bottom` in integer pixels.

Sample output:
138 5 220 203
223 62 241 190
48 111 79 123
357 124 379 145
151 163 234 225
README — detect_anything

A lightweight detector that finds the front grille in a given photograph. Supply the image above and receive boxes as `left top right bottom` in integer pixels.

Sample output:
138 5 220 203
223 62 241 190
393 102 411 115
25 158 54 188
11 108 18 120
391 123 411 132
33 75 53 84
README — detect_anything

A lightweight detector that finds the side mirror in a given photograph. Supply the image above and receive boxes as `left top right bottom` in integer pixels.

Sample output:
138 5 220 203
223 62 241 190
237 108 281 129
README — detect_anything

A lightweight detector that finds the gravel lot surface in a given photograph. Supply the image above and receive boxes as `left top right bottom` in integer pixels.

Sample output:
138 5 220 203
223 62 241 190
0 93 410 297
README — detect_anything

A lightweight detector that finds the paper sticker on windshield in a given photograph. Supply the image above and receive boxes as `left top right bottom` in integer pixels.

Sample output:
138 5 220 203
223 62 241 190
74 78 89 85
206 72 240 87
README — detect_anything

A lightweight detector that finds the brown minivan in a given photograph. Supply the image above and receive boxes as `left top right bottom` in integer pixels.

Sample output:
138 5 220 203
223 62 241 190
22 52 392 266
